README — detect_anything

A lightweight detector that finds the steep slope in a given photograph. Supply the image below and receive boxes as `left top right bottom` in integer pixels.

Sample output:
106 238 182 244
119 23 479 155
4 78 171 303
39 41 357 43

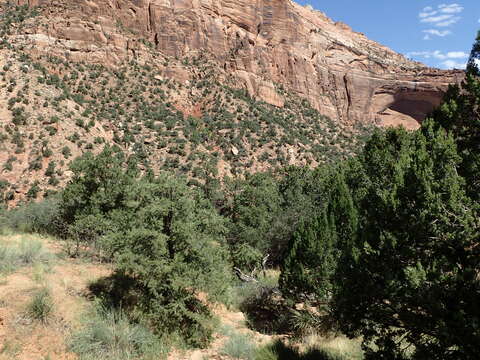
0 3 372 203
12 0 463 126
0 1 464 203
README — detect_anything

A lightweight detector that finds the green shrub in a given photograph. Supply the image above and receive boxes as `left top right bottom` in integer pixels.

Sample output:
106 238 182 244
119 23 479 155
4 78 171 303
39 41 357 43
61 146 71 158
69 305 167 360
233 278 289 335
62 147 233 347
26 287 54 323
26 182 41 199
288 310 325 338
227 271 278 310
7 197 61 234
221 331 256 360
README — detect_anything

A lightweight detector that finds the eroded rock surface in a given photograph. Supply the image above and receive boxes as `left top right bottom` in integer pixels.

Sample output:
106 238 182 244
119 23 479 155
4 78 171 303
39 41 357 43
13 0 464 126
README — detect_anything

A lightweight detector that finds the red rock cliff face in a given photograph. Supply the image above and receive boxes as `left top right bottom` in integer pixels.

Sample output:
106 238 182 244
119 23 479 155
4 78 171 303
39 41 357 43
14 0 464 127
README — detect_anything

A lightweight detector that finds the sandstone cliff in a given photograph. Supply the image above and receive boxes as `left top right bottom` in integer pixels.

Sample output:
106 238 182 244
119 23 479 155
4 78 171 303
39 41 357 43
12 0 464 128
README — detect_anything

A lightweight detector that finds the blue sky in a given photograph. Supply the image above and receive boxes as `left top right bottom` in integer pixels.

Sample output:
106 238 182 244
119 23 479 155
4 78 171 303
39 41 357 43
295 1 480 69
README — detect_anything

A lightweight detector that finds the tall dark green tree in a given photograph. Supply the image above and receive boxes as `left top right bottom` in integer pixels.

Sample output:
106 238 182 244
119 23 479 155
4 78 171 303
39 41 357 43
227 172 283 270
280 168 357 304
467 31 480 75
431 32 480 201
334 123 480 360
279 211 337 304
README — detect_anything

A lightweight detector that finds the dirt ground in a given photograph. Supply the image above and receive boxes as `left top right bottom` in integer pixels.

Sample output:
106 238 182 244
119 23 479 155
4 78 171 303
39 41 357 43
0 233 110 360
0 233 274 360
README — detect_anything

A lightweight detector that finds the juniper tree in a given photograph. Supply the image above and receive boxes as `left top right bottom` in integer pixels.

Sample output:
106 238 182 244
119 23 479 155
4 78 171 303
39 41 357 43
60 146 233 346
279 168 357 305
334 123 480 360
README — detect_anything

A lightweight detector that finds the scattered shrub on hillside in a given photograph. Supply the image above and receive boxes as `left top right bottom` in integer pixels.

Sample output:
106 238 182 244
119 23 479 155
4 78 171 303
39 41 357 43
26 181 41 199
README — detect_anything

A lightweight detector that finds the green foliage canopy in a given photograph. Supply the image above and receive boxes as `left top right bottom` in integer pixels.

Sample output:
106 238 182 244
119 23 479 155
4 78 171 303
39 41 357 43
334 123 480 359
60 146 233 346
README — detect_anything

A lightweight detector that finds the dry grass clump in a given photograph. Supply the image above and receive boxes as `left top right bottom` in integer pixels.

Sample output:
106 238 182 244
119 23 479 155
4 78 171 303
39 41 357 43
255 335 363 360
0 234 54 275
25 286 54 324
68 305 167 360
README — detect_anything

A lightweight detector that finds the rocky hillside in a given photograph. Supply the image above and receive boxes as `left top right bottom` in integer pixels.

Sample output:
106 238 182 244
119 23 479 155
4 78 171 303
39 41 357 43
13 0 463 126
0 0 464 203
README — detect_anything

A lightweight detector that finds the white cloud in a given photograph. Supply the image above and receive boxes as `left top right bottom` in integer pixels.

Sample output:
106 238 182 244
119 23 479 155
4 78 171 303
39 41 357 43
435 17 461 27
407 50 469 60
438 4 464 14
422 29 452 39
421 14 453 23
418 3 463 28
406 50 469 69
440 60 466 69
419 7 437 18
446 51 470 58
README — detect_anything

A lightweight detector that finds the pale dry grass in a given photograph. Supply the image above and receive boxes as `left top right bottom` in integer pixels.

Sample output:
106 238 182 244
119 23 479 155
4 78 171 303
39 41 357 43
301 333 363 359
0 233 111 360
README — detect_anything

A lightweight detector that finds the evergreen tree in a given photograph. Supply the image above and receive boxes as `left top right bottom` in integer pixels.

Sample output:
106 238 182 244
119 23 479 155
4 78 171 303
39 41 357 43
334 123 480 360
60 146 233 347
431 32 480 201
279 211 337 304
227 172 283 270
467 31 480 75
279 168 357 305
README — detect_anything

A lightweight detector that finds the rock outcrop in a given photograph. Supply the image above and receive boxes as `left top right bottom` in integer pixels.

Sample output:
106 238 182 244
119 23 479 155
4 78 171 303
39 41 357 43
12 0 464 127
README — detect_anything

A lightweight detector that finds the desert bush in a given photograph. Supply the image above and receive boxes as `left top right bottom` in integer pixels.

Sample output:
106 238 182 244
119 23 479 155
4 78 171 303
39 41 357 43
221 331 257 360
62 146 233 347
0 237 53 274
7 196 61 234
69 305 167 360
26 287 54 323
235 279 290 335
288 310 325 338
